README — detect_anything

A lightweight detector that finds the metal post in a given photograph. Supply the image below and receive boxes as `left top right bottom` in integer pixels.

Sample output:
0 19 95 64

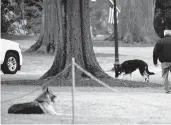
113 0 119 68
72 57 75 124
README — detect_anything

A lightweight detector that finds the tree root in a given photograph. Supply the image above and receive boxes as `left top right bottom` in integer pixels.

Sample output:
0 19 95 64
36 45 48 54
25 35 43 53
38 63 113 86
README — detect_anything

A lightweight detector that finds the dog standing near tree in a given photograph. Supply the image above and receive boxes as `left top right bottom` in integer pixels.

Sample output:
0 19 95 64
114 59 155 83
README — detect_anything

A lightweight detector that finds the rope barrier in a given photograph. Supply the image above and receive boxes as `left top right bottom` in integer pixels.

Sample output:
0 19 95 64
70 57 119 123
74 62 118 92
2 57 119 125
42 64 72 87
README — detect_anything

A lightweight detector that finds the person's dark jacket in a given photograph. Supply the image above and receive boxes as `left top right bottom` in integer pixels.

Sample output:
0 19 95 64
153 36 171 65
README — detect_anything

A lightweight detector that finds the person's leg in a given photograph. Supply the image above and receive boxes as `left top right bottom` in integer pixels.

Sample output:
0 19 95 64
161 63 170 92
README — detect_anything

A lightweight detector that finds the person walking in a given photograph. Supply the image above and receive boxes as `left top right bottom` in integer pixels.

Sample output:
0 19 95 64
153 30 171 93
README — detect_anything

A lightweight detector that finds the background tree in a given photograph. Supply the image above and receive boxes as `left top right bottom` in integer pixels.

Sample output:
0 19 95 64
24 0 43 34
90 0 110 36
26 0 110 54
154 0 171 38
106 0 171 42
25 0 52 54
106 0 160 44
1 0 11 33
1 0 42 35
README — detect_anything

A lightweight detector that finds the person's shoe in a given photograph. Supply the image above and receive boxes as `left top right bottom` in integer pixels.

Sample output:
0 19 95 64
165 87 171 93
165 91 170 93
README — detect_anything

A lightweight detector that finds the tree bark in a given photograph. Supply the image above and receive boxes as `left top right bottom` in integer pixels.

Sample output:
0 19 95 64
25 0 56 54
105 0 159 44
38 0 110 85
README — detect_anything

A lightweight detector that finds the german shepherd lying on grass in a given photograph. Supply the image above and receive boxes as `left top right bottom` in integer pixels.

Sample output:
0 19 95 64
8 86 57 115
114 59 155 83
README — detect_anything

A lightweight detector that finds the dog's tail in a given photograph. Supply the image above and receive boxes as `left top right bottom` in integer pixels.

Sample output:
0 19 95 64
145 66 155 75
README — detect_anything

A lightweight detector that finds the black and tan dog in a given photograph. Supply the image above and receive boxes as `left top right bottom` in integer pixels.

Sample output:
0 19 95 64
114 59 155 82
8 86 57 115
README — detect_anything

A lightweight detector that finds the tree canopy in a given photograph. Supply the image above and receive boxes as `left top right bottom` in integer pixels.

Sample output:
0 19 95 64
1 0 42 34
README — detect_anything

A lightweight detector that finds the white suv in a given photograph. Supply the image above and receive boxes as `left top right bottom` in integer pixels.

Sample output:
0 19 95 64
0 38 23 74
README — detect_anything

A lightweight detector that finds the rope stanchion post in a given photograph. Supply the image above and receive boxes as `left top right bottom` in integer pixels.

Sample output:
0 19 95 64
72 57 76 124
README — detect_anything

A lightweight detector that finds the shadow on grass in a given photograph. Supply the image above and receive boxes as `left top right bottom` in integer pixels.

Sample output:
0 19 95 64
1 78 162 88
1 34 38 41
93 40 154 47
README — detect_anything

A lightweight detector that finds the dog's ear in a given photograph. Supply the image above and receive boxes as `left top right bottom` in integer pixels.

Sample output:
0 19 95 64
113 64 117 71
114 64 121 70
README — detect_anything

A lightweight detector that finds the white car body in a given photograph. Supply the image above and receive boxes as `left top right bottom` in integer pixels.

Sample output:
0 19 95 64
0 38 23 71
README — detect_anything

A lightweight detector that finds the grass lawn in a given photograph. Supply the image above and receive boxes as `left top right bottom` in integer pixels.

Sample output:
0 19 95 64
1 35 171 124
1 85 171 124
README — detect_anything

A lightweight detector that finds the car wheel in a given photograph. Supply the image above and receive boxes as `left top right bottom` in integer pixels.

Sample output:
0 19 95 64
1 52 19 74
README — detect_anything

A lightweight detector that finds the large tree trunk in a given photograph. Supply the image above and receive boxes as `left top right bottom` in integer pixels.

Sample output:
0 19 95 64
105 0 159 44
37 0 110 85
25 0 57 54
